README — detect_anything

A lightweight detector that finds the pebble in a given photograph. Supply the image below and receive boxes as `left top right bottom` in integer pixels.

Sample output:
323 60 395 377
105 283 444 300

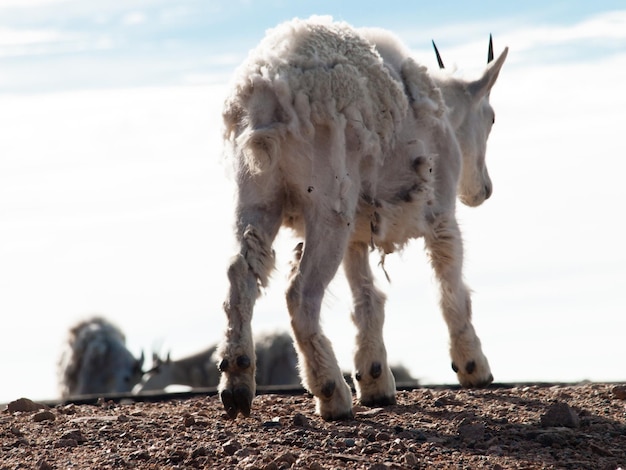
54 438 78 448
6 398 48 413
33 410 56 423
540 402 580 428
403 451 419 466
292 412 309 427
458 422 485 441
60 429 87 444
222 440 242 456
35 460 53 470
612 385 626 400
344 438 356 447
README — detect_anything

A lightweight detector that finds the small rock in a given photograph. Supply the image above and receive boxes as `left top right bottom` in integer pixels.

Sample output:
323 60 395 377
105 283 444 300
540 402 580 428
36 459 53 470
60 429 87 444
262 417 282 428
612 385 626 400
273 452 297 466
403 451 419 466
292 412 309 427
458 422 485 441
117 414 130 422
33 410 56 422
55 438 78 448
222 439 242 456
367 464 388 470
191 446 208 458
375 431 391 441
359 407 384 417
183 414 195 427
344 438 356 447
536 430 567 446
7 398 48 413
167 449 188 463
129 450 150 460
58 404 77 415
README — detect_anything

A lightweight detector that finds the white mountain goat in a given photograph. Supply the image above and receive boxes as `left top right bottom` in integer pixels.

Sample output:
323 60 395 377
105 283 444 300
58 316 144 398
135 331 300 392
218 16 508 420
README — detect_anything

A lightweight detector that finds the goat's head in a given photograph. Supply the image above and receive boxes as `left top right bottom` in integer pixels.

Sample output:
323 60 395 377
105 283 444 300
432 36 508 207
96 349 144 394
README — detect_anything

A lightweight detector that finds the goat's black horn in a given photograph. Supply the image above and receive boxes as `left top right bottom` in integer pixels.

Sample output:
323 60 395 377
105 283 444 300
432 40 445 69
488 34 494 63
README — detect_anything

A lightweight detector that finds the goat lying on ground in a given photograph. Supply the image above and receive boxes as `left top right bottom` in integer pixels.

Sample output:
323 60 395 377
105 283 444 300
135 331 300 392
58 316 144 398
136 331 419 393
218 16 508 420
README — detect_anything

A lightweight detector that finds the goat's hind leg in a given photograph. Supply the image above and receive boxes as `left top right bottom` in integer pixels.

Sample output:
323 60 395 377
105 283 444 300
287 216 354 421
344 242 396 406
218 206 281 419
425 214 493 388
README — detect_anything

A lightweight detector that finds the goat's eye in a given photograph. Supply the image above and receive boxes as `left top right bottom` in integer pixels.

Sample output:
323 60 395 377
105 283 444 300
492 114 496 125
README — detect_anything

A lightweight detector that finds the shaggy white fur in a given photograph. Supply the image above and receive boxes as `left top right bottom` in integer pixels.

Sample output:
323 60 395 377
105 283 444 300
218 16 508 420
58 316 144 398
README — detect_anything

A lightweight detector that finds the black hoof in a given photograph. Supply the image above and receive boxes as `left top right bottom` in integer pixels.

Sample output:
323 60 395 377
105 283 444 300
477 373 494 388
220 385 252 419
360 394 397 407
370 362 382 379
321 409 354 422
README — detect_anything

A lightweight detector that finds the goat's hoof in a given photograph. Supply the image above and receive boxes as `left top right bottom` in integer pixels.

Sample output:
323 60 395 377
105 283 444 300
220 385 252 419
360 393 397 407
321 408 354 421
316 379 354 421
454 359 493 388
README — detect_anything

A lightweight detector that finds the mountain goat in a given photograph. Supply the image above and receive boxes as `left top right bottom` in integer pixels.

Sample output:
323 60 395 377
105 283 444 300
58 316 144 398
135 331 300 392
218 16 508 420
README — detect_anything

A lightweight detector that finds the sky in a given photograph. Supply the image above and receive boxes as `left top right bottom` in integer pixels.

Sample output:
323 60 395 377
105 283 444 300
1 0 625 404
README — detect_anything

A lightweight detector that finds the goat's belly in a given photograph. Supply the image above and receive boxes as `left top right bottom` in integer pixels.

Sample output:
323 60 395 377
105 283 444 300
352 198 431 254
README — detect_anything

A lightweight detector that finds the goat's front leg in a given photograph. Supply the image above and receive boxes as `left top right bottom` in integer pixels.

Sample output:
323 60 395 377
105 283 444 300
344 242 396 406
425 214 493 388
218 223 277 419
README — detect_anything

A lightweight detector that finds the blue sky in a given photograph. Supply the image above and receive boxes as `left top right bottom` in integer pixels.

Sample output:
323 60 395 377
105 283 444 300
1 1 625 403
2 1 626 92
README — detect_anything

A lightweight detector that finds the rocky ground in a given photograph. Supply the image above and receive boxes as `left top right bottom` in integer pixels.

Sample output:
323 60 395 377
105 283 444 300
2 383 625 469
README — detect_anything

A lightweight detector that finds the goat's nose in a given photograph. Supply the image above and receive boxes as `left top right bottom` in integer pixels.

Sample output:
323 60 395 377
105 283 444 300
484 183 492 200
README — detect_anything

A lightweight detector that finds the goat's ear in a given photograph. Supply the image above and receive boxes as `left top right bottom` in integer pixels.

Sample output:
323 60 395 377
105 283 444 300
468 46 509 102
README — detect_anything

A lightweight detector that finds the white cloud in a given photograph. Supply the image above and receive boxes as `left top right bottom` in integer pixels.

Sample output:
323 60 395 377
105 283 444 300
122 11 147 26
0 0 68 7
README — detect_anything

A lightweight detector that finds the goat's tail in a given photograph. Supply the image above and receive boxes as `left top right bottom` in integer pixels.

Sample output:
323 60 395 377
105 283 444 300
235 126 282 175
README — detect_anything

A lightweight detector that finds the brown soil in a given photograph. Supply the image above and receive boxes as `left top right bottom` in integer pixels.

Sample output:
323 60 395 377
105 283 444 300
2 383 625 469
